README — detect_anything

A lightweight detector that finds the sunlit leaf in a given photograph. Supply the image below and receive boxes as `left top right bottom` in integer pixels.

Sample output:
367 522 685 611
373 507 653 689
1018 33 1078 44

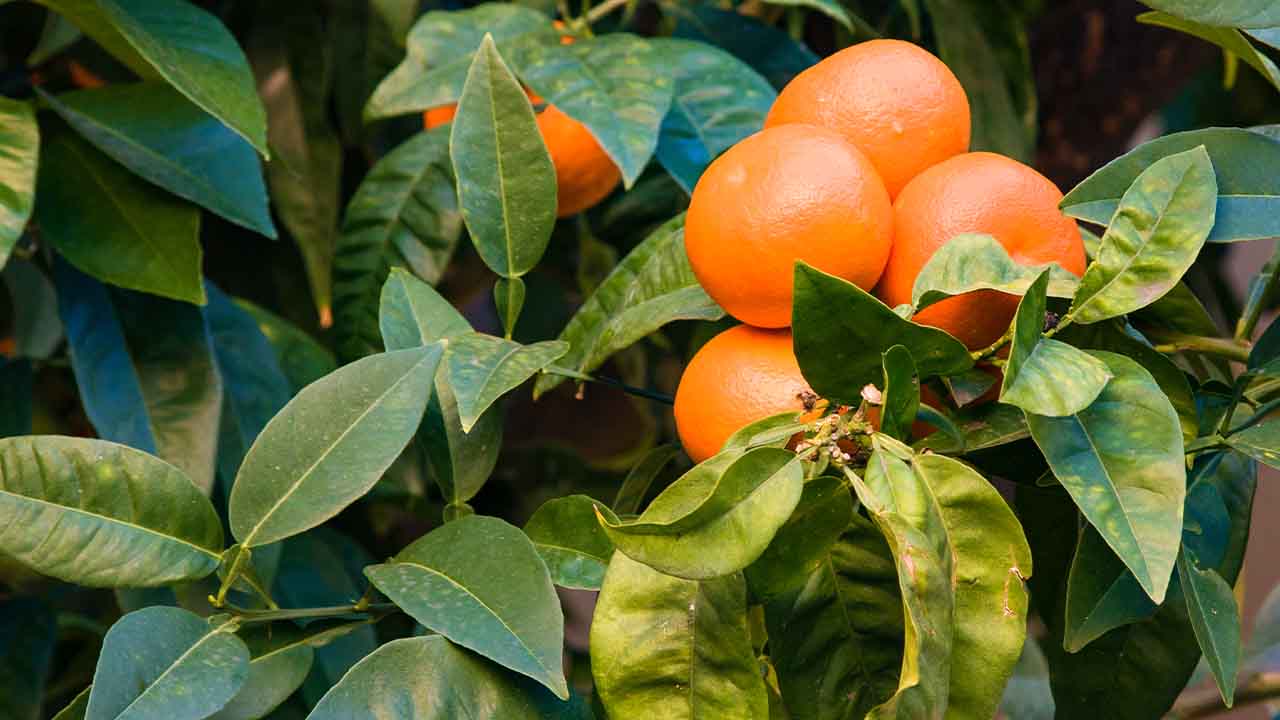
912 234 1079 311
0 97 36 268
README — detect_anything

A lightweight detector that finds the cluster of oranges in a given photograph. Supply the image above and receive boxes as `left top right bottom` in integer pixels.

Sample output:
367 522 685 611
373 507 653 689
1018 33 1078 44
674 39 1086 462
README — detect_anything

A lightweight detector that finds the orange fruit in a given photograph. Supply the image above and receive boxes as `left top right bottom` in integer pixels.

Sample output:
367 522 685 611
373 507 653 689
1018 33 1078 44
674 325 813 463
764 39 970 198
877 152 1086 349
685 124 893 328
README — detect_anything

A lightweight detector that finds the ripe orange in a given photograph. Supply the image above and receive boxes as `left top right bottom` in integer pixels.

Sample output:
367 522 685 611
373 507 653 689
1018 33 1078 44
424 69 620 218
684 124 893 328
674 325 813 463
764 39 970 199
877 152 1086 349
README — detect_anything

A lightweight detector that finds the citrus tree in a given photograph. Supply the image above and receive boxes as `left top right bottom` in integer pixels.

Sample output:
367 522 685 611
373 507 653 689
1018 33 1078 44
2 0 1280 718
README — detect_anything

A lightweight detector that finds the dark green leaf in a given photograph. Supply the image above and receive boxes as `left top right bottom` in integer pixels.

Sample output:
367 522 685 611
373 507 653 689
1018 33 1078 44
1001 271 1111 416
0 97 36 267
793 263 972 402
746 475 854 600
52 688 90 720
335 128 462 360
917 402 1028 454
0 358 32 438
0 598 56 720
236 299 336 393
495 276 525 339
591 552 767 718
41 83 273 237
379 267 471 348
2 260 62 359
1140 0 1280 28
1067 146 1217 324
364 4 556 120
1062 127 1280 244
911 234 1079 311
230 346 441 547
26 11 81 66
649 38 774 193
452 35 556 278
39 0 268 154
524 495 615 590
86 608 248 720
0 436 223 587
760 0 856 28
612 445 680 516
534 214 722 398
1224 418 1280 468
330 0 417 142
600 447 804 579
1177 549 1240 706
1063 525 1157 652
879 345 920 441
515 34 674 186
365 515 567 698
36 124 203 304
997 638 1054 720
670 4 817 90
1027 351 1185 602
942 367 997 407
443 333 567 431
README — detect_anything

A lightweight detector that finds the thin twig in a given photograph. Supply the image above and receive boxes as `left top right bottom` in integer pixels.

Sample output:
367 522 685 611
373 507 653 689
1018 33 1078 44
1168 672 1280 719
543 365 674 404
585 0 631 24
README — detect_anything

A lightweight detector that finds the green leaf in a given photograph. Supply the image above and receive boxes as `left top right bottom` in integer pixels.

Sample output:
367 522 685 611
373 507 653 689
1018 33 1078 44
649 38 775 193
917 402 1029 454
924 0 1034 162
364 4 557 120
911 234 1079 311
0 97 36 268
0 598 56 720
760 0 855 29
612 445 680 516
852 449 954 719
329 0 417 142
515 33 675 187
36 123 203 304
1066 146 1217 324
879 345 920 441
722 412 806 451
27 11 81 66
0 358 32 439
443 333 567 432
229 346 441 547
3 260 62 360
495 276 525 338
451 35 556 278
524 495 615 590
1062 127 1280 245
600 447 804 579
365 515 568 698
1224 418 1280 468
378 267 471 347
39 0 268 155
236 299 336 393
1177 549 1240 706
590 552 767 718
1026 351 1186 603
307 635 566 719
40 83 274 237
1000 271 1112 416
669 5 817 90
762 509 903 720
1063 524 1157 652
0 436 223 587
52 688 90 720
534 214 723 398
746 474 854 600
334 128 462 361
793 262 972 402
1141 0 1280 28
86 608 249 720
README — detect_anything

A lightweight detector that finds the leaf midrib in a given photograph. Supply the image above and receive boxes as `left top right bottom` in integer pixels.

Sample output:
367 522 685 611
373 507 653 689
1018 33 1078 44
111 624 234 718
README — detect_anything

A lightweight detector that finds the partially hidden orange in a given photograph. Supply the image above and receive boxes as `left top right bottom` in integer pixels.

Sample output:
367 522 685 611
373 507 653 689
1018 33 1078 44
674 325 813 463
684 124 894 328
765 38 970 199
877 152 1086 349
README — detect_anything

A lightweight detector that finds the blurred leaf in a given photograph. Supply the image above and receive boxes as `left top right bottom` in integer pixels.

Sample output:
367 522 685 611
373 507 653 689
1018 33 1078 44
0 97 36 268
613 445 680 516
1248 27 1280 49
535 214 721 398
912 234 1079 311
997 637 1054 720
1063 525 1157 652
649 38 774 193
236 299 336 392
1063 127 1280 244
601 447 804 579
924 0 1034 161
366 515 568 698
0 436 223 587
38 0 268 154
879 345 920 441
669 4 818 89
37 124 203 304
55 262 222 493
330 0 418 142
365 4 556 119
251 2 341 325
1140 0 1280 28
335 128 462 360
1027 351 1185 603
86 608 248 720
2 259 62 359
452 35 556 278
307 636 569 718
1236 239 1280 339
524 495 615 590
1067 146 1217 324
41 82 274 237
793 263 972 403
26 10 81 65
761 0 854 28
515 33 674 187
0 358 32 438
591 552 767 717
0 598 56 720
1001 271 1111 417
230 346 440 547
443 333 566 431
